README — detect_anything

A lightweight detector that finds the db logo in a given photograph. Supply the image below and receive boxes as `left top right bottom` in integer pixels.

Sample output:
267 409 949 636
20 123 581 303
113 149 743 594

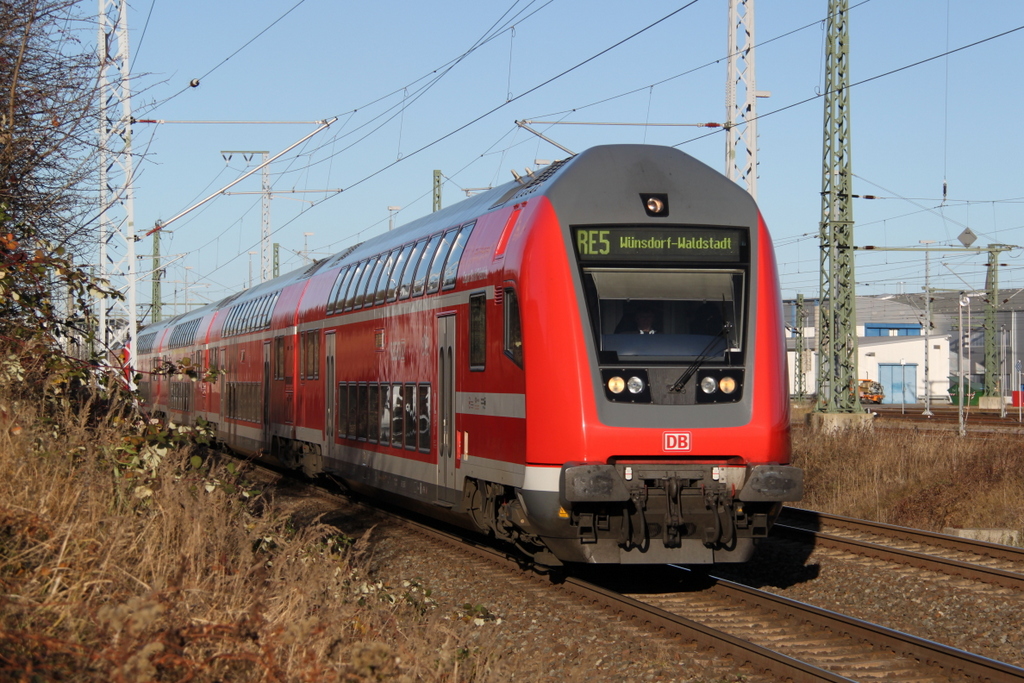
663 431 692 452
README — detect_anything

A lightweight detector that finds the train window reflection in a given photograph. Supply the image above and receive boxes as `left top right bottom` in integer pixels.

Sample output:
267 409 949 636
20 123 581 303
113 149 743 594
426 228 458 294
398 240 426 300
586 269 744 361
412 234 442 297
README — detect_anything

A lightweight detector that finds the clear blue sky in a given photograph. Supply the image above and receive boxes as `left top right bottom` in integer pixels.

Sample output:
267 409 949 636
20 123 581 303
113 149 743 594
122 0 1024 314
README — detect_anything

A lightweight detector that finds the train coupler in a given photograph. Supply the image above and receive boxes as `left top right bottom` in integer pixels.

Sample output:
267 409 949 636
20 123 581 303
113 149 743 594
701 489 736 548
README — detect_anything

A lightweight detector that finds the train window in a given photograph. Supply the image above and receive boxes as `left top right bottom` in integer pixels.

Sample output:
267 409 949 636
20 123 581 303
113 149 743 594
251 298 263 331
379 384 392 444
426 228 458 294
356 384 368 440
355 257 384 309
391 382 404 447
374 249 400 305
257 294 272 329
333 266 358 313
284 338 294 383
343 260 368 311
338 267 360 311
347 384 359 438
368 384 380 443
403 384 416 450
337 383 349 438
397 240 425 300
387 244 414 302
237 302 250 333
585 269 745 362
504 286 523 368
442 223 474 290
412 234 442 297
257 296 269 328
274 336 285 380
301 330 320 380
417 383 431 452
469 292 486 370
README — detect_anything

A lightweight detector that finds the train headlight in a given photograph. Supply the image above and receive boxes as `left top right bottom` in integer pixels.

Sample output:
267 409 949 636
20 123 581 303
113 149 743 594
627 376 645 394
700 376 718 394
607 376 625 394
719 376 737 394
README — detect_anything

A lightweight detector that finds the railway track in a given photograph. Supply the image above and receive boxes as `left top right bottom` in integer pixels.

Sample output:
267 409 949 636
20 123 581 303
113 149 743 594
855 404 1024 432
245 459 1024 682
775 507 1024 591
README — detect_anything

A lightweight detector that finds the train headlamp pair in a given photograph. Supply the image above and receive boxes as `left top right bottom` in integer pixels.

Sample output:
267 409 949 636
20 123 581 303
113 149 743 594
607 375 645 395
700 375 737 395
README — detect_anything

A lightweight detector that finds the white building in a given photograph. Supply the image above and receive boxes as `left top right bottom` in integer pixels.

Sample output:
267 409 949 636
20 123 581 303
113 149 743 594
785 297 951 405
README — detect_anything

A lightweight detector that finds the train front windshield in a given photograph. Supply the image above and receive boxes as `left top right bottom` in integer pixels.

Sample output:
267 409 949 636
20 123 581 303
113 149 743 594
583 269 744 362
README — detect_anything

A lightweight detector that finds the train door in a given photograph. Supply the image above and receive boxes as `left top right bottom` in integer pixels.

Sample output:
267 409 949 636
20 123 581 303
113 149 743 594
436 314 457 497
219 348 228 443
262 341 271 452
324 332 336 459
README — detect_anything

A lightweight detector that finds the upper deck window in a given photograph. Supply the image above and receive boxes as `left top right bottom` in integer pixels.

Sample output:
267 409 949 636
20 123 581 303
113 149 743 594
398 239 426 300
387 244 415 302
412 234 443 297
442 223 474 290
426 228 459 294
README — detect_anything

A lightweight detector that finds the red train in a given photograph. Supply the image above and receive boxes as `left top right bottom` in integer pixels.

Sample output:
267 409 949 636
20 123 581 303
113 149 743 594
136 144 801 566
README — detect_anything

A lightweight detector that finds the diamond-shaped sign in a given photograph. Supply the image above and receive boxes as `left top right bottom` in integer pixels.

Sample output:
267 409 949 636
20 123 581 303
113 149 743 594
958 228 977 248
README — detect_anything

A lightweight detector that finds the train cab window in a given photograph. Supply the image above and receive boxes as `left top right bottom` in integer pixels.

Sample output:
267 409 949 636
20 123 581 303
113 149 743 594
413 234 443 297
585 269 744 362
390 382 404 447
469 293 486 370
504 286 523 368
402 384 416 450
387 244 415 302
398 240 426 300
417 383 431 452
426 228 459 294
343 260 368 311
374 249 400 305
442 223 474 290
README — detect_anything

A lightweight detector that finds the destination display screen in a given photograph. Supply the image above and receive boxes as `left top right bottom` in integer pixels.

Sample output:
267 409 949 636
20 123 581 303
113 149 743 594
573 226 747 263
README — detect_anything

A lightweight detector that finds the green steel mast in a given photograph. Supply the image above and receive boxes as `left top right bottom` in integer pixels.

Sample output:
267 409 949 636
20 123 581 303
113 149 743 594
816 0 862 414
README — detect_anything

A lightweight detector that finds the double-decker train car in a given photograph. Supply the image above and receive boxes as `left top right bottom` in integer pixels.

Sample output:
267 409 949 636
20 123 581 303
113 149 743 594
136 144 802 565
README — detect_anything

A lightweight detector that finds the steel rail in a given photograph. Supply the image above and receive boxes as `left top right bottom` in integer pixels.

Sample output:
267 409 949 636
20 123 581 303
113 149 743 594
777 508 1024 590
695 572 1024 683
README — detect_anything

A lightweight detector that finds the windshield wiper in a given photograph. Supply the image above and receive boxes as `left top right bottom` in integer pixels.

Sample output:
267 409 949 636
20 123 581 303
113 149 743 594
668 322 732 393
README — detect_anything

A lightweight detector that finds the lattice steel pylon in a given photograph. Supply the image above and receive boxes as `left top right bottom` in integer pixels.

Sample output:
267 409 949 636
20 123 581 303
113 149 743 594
96 0 137 380
815 0 862 413
726 0 766 198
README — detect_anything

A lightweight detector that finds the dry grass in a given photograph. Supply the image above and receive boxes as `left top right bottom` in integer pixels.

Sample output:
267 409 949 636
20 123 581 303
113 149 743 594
0 390 508 682
3 384 1022 681
792 425 1024 534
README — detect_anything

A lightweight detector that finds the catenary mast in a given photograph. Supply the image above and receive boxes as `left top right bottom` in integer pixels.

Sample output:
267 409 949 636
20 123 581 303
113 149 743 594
97 0 137 381
815 0 862 415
